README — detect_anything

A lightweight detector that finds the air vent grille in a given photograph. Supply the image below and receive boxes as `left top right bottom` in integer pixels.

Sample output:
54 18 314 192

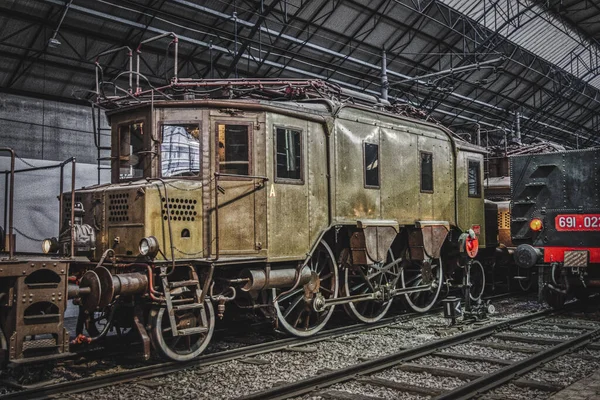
108 192 130 223
162 197 197 222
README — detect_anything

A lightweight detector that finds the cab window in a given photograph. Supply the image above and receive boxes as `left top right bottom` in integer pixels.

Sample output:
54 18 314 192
468 159 481 197
420 151 433 192
364 142 379 188
217 123 250 175
161 124 201 177
275 127 302 182
119 121 144 180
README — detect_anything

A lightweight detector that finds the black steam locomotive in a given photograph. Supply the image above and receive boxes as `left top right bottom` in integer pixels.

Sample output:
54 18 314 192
511 148 600 307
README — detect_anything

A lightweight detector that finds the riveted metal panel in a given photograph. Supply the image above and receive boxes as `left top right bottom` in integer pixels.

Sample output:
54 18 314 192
334 118 380 221
456 150 486 246
307 120 329 249
380 126 419 225
267 113 310 260
510 148 600 248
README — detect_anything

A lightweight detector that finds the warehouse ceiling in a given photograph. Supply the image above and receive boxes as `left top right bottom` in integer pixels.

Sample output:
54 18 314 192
1 0 600 148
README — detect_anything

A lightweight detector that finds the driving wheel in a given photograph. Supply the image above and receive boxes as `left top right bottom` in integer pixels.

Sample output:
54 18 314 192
400 256 444 313
343 258 401 323
272 240 338 337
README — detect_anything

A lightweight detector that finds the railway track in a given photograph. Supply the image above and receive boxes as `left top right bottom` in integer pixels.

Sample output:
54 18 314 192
0 311 426 399
238 306 600 400
0 292 524 399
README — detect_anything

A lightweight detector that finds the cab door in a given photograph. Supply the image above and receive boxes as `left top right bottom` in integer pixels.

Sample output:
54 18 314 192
211 114 265 256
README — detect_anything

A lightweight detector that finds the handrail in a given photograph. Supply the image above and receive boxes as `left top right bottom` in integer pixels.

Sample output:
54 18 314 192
95 46 133 95
136 32 179 93
0 148 15 259
0 155 76 258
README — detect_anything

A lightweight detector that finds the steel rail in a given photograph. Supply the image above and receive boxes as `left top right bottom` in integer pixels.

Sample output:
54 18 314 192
437 325 600 399
236 308 557 400
0 292 522 399
0 311 420 399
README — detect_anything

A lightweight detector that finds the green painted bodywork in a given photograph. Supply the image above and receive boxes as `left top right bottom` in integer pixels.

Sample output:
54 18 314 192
73 99 485 264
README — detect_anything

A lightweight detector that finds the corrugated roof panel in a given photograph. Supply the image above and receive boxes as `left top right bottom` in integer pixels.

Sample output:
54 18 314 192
438 0 600 90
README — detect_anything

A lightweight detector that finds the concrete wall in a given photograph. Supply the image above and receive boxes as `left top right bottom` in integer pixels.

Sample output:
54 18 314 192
0 92 110 164
0 92 112 252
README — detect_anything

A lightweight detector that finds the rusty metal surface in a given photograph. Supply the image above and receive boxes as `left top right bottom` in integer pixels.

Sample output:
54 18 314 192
240 266 312 291
1 260 70 362
408 223 450 260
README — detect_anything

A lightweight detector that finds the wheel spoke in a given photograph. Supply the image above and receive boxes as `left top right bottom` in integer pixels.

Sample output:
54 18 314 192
274 240 338 336
278 288 303 302
404 273 422 286
283 295 304 318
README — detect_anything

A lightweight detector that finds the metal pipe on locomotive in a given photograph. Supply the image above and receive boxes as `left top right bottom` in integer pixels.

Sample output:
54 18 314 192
0 34 495 365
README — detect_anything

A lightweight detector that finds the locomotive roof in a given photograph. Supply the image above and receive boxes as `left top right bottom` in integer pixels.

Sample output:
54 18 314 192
106 97 485 154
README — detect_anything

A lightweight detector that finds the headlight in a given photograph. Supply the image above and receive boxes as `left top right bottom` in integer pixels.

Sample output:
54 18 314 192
529 218 543 232
42 237 59 254
139 236 159 257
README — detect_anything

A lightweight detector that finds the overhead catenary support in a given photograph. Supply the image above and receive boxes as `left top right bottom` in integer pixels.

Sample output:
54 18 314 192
514 111 522 144
390 57 505 86
381 49 388 101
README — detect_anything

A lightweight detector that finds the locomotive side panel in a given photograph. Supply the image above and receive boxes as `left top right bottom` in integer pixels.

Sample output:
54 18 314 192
334 117 381 221
209 110 267 256
456 150 486 246
380 126 419 225
266 113 311 261
416 132 454 222
306 119 329 250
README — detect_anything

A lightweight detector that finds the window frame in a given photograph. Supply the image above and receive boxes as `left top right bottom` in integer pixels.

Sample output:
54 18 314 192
214 120 254 179
158 121 202 180
273 125 305 185
420 151 434 193
363 141 380 189
116 119 147 182
467 158 482 198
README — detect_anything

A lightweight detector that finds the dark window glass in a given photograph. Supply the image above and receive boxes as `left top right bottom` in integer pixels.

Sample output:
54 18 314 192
421 152 433 192
217 124 249 175
119 122 144 180
468 160 481 197
161 124 201 177
364 143 379 187
275 127 302 181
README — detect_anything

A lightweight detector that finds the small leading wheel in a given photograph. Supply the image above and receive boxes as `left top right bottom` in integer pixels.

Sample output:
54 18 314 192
468 260 486 302
272 240 338 337
343 255 401 323
400 256 443 313
151 300 215 361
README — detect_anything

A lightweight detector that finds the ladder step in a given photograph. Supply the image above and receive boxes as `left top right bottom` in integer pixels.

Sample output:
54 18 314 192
98 146 111 150
169 280 199 289
173 302 204 311
177 326 208 336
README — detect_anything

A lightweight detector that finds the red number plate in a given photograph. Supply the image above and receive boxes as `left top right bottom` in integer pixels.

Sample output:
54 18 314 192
555 214 600 231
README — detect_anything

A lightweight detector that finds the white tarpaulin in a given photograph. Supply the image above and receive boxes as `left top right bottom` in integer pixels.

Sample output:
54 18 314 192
0 155 109 253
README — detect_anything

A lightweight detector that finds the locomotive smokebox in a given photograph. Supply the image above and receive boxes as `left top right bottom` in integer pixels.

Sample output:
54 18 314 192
514 244 542 268
240 266 312 291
